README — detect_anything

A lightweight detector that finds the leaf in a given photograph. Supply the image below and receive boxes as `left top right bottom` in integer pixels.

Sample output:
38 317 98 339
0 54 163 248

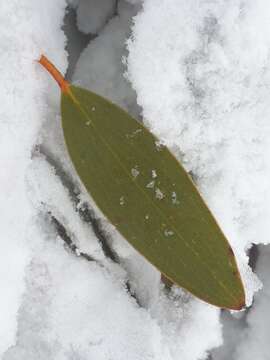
38 55 245 310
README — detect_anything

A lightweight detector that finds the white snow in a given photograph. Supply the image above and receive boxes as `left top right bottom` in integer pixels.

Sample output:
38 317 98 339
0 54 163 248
171 191 180 205
120 195 125 205
234 245 270 360
27 156 105 260
146 180 155 188
76 0 117 34
0 0 66 356
72 0 141 118
131 167 140 178
155 188 164 200
72 2 223 360
164 230 174 237
2 0 270 359
127 0 270 306
152 169 157 178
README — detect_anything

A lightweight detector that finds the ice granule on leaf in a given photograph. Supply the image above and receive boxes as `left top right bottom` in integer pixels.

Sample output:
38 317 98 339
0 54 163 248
152 170 157 178
131 166 140 178
75 0 116 34
155 188 164 200
127 0 270 306
146 180 155 188
120 195 125 205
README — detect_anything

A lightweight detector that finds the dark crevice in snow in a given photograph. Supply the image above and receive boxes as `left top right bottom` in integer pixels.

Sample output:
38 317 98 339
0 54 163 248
77 202 119 262
62 4 124 263
36 145 79 203
34 2 145 310
248 244 259 271
50 214 97 262
36 144 118 264
63 0 120 80
35 145 141 306
63 6 95 81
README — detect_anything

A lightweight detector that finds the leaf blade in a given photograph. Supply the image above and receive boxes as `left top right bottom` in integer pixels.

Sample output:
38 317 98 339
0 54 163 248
61 85 245 310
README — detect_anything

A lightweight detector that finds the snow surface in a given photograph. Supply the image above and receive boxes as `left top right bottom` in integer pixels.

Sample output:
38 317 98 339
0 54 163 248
76 0 116 35
127 0 270 305
0 0 67 355
1 0 270 359
234 245 270 360
72 0 141 118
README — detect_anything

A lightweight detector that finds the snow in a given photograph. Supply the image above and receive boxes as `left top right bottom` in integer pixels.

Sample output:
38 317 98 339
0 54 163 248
76 0 117 34
127 0 270 306
212 246 270 360
3 226 158 360
155 188 164 200
71 2 223 360
164 230 174 237
27 156 105 259
1 0 270 359
131 167 140 178
0 0 66 355
234 245 270 360
171 191 180 205
120 195 125 205
146 180 155 188
72 0 141 118
152 170 157 179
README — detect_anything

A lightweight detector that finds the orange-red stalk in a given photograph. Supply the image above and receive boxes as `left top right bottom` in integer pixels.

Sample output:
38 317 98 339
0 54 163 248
38 55 70 93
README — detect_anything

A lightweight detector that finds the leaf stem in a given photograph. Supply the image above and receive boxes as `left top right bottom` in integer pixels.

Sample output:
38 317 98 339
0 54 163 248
38 55 70 93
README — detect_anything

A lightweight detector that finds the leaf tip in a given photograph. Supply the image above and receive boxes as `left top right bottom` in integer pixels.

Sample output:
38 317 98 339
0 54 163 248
226 278 246 311
230 297 246 311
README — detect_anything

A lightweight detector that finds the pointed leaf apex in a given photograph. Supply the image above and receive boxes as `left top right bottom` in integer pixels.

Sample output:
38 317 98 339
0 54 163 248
230 296 246 311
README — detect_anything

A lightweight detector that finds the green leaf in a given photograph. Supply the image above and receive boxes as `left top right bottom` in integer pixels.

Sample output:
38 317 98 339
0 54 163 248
39 55 245 310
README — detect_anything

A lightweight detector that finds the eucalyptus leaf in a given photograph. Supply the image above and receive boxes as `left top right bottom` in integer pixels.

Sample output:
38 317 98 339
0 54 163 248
38 55 245 310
